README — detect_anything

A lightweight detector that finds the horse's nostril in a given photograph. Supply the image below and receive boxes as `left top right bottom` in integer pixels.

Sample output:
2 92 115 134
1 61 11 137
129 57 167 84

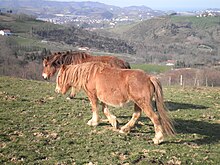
42 76 47 80
42 74 50 80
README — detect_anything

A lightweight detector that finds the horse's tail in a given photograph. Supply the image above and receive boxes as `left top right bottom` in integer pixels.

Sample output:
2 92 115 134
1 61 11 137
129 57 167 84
150 76 175 136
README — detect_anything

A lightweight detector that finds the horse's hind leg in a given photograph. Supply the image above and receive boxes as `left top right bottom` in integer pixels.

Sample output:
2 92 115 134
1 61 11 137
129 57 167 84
101 103 118 129
87 95 100 126
141 103 164 145
120 104 141 133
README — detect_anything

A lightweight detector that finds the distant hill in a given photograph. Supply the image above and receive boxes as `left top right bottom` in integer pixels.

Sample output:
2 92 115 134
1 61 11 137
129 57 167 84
0 13 135 53
0 13 135 80
33 26 135 54
0 0 164 18
0 0 165 27
104 16 220 67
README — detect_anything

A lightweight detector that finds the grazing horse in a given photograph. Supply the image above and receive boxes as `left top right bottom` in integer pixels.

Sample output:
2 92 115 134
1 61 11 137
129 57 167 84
42 51 131 98
55 62 175 144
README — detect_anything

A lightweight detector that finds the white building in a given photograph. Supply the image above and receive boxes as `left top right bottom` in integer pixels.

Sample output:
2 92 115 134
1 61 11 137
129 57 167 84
0 29 11 36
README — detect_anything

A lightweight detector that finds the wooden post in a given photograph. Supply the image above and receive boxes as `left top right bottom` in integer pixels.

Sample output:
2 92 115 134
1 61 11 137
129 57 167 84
206 77 208 87
180 75 183 86
169 76 171 86
194 78 197 86
197 80 200 87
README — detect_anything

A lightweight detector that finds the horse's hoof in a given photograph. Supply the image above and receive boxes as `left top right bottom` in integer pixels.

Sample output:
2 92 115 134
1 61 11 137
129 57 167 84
119 129 126 134
87 120 99 126
66 97 72 100
153 137 164 145
119 126 130 134
66 96 75 100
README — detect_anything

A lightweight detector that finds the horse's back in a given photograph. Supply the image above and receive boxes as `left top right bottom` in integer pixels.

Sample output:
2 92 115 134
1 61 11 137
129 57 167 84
85 55 130 69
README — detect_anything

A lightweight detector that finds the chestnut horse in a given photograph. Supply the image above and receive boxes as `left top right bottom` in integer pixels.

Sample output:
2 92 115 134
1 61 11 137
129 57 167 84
42 51 130 79
42 51 130 98
55 62 175 144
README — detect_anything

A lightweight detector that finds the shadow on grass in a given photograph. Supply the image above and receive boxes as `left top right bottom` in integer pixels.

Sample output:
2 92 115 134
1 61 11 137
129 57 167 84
174 118 220 145
165 101 208 111
69 97 208 112
69 97 89 102
116 116 220 145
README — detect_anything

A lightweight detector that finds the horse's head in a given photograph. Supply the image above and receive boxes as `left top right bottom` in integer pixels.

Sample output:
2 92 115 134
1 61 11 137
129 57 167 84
55 65 71 94
42 57 57 80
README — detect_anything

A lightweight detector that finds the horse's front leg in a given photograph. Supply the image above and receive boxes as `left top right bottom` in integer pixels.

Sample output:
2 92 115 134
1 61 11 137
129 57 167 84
120 104 141 133
87 95 100 126
101 103 119 129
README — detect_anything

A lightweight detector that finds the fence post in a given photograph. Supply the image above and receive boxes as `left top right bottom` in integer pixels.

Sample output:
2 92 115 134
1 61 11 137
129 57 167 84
194 78 197 86
180 75 183 86
206 77 208 87
169 76 171 86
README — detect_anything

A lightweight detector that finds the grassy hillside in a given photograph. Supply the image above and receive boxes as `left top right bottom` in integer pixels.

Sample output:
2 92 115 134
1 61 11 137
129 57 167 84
170 16 220 29
0 13 82 51
0 13 137 80
0 76 219 164
102 16 220 67
0 13 136 53
131 63 172 74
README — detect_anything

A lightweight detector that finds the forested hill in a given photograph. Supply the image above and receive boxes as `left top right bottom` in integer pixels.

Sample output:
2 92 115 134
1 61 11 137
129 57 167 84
34 26 135 54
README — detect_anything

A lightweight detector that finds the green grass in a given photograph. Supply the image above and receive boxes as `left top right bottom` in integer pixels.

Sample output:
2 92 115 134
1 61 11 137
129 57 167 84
0 14 69 50
170 16 220 29
10 36 45 48
0 76 219 164
0 14 61 34
107 21 140 35
131 64 172 74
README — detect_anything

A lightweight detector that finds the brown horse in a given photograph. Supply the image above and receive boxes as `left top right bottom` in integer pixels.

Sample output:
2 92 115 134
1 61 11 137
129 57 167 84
42 51 130 79
42 51 130 98
55 62 175 144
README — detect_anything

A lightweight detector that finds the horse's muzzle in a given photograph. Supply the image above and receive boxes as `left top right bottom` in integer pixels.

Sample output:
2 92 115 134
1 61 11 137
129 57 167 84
42 73 49 80
43 77 49 80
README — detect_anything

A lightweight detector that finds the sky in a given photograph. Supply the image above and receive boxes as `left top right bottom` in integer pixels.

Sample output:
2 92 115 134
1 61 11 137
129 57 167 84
51 0 220 11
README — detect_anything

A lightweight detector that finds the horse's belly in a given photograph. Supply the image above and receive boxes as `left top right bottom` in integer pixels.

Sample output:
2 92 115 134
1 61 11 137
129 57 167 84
97 87 129 107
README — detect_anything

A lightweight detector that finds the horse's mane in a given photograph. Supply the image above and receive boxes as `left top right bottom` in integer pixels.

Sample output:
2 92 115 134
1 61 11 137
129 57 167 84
46 51 131 69
63 62 108 91
48 51 90 67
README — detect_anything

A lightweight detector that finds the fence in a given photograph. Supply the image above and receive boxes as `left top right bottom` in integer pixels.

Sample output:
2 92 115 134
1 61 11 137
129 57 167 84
159 68 220 87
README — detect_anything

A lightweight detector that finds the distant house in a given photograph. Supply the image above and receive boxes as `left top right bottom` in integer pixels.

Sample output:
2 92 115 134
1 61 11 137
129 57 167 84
78 46 90 51
166 60 175 66
0 29 12 36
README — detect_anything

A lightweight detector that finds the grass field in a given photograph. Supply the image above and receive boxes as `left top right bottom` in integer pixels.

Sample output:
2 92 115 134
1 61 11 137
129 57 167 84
0 76 219 164
170 16 220 29
131 64 172 74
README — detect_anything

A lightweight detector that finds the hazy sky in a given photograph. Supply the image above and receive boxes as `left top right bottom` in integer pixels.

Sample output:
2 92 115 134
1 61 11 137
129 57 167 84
51 0 220 11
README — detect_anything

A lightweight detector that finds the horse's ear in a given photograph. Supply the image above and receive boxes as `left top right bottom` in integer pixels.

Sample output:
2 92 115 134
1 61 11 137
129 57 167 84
43 56 49 61
42 56 49 63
